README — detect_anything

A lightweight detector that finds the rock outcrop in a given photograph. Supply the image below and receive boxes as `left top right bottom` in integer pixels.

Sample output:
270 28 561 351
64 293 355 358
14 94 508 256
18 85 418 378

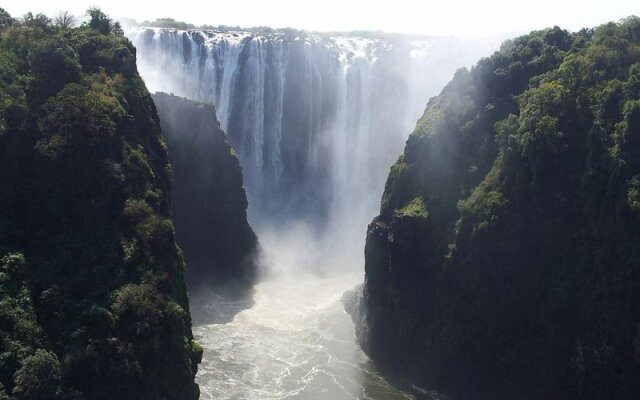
152 92 258 290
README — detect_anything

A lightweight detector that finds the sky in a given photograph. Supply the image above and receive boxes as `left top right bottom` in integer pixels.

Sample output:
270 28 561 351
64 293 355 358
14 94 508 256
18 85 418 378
1 0 638 36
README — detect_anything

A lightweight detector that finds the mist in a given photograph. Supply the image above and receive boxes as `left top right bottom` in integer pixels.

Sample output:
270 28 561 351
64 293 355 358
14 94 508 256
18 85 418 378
4 0 639 36
126 27 505 398
128 28 504 267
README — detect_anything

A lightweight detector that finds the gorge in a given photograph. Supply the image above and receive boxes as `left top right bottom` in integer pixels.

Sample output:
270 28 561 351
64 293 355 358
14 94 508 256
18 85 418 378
126 26 503 399
138 20 640 400
1 5 638 400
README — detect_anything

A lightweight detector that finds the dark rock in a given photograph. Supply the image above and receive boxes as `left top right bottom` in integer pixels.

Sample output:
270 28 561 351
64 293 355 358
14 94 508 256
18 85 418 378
152 92 259 291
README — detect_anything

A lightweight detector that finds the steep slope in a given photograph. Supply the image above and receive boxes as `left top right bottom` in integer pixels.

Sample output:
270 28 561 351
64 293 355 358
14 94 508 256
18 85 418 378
352 18 640 400
0 12 200 399
152 92 258 289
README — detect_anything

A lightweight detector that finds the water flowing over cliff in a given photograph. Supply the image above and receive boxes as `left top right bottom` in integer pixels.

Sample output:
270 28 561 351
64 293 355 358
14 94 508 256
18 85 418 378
128 28 496 234
127 27 502 399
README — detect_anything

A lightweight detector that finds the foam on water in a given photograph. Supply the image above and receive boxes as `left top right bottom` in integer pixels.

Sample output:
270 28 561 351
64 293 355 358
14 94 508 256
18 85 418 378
194 271 415 400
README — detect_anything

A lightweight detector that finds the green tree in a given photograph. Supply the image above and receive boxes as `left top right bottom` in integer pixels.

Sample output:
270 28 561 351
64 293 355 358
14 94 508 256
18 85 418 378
11 350 61 400
27 39 81 104
21 12 51 31
112 21 123 36
0 8 13 30
86 7 113 34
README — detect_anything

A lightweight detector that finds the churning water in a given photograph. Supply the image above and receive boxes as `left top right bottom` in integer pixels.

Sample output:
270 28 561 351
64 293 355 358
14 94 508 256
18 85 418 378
127 27 502 399
189 222 415 399
193 272 414 400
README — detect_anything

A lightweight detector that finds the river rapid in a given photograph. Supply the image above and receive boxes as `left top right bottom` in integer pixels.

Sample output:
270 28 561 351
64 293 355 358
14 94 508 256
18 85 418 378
192 227 416 400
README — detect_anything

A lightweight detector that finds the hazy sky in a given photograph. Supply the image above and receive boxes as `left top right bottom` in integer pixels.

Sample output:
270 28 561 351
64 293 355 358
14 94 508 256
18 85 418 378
2 0 638 36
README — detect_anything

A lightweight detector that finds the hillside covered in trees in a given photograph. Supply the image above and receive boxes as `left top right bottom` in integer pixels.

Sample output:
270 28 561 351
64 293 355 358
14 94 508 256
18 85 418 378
0 9 200 399
351 17 640 400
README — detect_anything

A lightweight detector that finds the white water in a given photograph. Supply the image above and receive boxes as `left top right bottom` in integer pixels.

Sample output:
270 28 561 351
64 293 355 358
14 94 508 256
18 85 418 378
128 28 500 228
190 223 417 399
194 272 415 400
128 28 502 399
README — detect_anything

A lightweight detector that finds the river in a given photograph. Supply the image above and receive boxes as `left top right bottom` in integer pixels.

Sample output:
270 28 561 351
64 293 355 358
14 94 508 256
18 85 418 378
194 272 414 400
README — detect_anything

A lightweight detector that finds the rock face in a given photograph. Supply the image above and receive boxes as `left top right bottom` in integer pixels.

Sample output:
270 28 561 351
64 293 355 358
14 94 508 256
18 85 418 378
152 92 258 289
354 19 640 400
0 17 199 399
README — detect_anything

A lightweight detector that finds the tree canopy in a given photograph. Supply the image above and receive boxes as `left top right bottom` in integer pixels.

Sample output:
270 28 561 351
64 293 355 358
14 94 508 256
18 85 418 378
0 8 199 399
364 16 640 400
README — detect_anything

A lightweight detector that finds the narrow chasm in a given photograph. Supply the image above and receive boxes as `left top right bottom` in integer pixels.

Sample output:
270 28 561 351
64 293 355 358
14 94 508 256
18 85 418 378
129 26 501 399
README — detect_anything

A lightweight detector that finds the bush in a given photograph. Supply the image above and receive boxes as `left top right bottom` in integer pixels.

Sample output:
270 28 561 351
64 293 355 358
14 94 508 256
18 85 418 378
11 350 61 400
27 38 81 104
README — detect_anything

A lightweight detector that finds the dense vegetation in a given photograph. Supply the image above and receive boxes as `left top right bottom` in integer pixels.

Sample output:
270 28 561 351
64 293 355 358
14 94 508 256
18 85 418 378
131 17 431 40
132 17 303 35
0 9 200 399
354 17 640 399
152 93 258 290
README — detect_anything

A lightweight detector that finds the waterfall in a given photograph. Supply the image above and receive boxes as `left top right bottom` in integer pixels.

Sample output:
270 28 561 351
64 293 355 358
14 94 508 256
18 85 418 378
127 27 502 399
127 27 502 280
128 28 493 236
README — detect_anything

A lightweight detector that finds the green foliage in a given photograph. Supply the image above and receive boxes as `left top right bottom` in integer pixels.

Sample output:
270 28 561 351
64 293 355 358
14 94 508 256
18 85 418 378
190 340 203 355
396 197 429 219
0 10 199 400
366 16 640 400
111 281 164 338
12 350 61 400
21 13 51 33
86 8 113 35
628 176 640 212
36 81 124 159
0 8 13 31
0 254 47 397
457 183 507 234
27 38 81 104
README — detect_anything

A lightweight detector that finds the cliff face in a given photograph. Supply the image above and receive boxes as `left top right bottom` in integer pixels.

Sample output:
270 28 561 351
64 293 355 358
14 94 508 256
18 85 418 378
0 15 199 399
152 92 258 289
355 18 640 399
